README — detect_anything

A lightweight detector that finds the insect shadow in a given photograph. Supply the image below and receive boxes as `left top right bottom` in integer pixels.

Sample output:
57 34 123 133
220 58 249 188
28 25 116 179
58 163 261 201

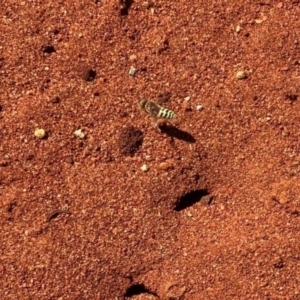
158 123 196 143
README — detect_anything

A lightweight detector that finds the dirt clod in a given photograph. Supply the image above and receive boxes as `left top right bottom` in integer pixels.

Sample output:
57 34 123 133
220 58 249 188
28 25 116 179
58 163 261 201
118 126 144 156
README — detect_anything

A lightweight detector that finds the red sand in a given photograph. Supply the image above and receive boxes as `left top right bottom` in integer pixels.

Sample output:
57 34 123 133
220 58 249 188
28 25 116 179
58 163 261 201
0 1 299 299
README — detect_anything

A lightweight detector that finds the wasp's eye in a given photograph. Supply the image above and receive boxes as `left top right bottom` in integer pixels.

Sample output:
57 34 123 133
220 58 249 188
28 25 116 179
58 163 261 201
139 100 147 108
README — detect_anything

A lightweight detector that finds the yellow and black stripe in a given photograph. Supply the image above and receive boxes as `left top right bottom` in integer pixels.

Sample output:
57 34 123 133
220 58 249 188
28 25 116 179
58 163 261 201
157 107 177 119
139 99 177 119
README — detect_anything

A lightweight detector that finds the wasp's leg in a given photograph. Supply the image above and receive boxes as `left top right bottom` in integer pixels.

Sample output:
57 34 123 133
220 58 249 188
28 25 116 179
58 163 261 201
156 119 172 133
150 116 163 132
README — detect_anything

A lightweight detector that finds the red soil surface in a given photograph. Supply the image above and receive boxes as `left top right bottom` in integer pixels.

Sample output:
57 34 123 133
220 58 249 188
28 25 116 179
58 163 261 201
0 1 300 299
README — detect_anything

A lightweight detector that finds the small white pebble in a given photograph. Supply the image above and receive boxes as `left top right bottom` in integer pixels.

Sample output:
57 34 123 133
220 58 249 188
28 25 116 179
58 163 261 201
140 164 149 172
129 66 137 77
255 15 267 24
74 129 85 139
236 25 241 33
184 96 191 101
265 116 272 122
34 128 46 139
196 104 203 111
236 70 247 80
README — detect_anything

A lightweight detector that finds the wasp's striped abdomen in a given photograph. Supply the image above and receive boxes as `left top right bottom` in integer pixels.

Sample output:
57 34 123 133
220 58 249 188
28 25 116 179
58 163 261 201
157 107 177 119
139 99 177 121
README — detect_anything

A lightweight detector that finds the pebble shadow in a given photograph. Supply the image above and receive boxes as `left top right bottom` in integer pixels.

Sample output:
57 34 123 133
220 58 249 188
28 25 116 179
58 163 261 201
120 0 134 16
124 283 158 298
175 189 210 211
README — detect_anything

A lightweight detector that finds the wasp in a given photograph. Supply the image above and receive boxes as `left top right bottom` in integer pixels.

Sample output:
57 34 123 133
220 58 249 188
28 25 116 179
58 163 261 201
139 93 177 129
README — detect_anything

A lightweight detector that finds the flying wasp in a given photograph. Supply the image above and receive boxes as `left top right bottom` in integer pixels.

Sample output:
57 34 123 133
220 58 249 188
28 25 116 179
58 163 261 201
139 93 177 129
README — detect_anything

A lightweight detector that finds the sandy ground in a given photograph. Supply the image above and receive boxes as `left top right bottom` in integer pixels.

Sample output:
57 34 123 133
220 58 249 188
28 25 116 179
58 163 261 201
0 1 300 299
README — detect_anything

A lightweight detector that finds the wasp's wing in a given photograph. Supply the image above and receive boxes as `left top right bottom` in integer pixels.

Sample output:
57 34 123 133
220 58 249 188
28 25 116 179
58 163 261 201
156 92 172 105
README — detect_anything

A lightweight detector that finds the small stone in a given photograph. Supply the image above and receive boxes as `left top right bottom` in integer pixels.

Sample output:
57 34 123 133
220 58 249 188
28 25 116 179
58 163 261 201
184 96 191 101
74 129 85 139
236 70 247 80
141 164 149 172
265 116 271 122
129 66 138 77
129 54 137 61
196 104 203 111
236 25 241 33
34 128 46 139
255 15 267 24
65 157 74 164
200 195 213 205
276 2 283 8
182 101 192 111
159 161 174 171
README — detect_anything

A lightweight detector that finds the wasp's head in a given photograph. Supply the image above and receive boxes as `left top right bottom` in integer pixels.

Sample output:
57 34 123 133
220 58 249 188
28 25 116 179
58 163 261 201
139 99 147 109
